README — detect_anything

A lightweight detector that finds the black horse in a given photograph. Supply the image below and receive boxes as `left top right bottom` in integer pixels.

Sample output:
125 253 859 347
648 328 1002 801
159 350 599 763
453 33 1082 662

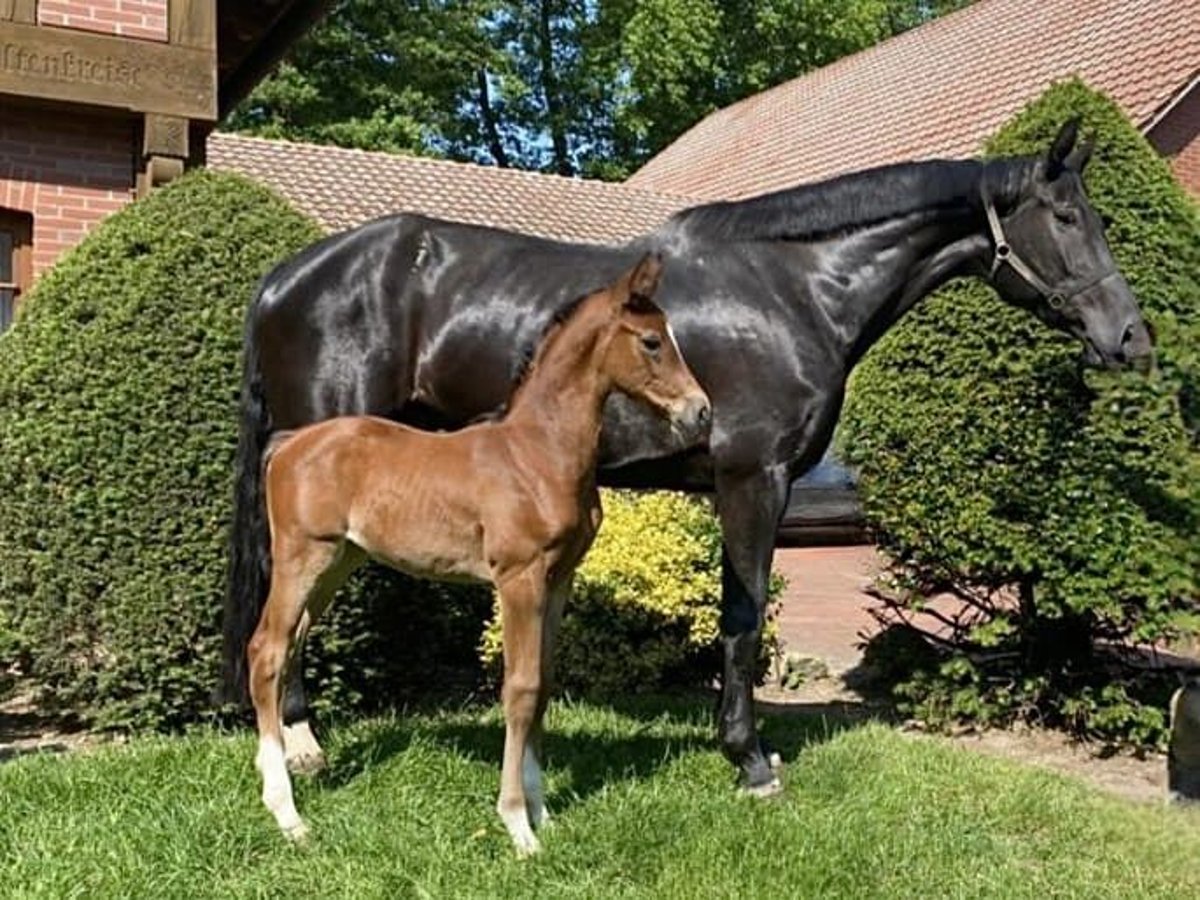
222 120 1153 793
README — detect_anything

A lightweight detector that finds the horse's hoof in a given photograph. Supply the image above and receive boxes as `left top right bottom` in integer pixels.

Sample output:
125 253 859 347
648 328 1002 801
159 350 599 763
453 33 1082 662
768 751 783 771
741 776 784 799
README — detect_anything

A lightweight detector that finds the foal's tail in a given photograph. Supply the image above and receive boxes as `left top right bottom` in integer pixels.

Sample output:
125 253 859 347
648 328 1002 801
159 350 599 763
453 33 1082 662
219 299 273 708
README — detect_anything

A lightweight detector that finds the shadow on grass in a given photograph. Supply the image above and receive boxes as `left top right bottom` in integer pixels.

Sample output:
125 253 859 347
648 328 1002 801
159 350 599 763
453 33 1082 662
323 689 888 804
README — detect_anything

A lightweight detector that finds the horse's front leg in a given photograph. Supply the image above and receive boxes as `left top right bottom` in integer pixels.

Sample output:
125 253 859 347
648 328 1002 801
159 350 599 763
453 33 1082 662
714 463 790 794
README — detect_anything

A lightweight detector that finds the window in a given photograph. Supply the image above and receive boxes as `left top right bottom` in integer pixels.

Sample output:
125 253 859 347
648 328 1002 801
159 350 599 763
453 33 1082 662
0 210 32 334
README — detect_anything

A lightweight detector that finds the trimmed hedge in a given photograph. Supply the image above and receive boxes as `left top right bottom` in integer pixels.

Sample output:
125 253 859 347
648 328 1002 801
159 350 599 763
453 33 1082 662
840 80 1199 746
0 171 778 729
0 172 324 728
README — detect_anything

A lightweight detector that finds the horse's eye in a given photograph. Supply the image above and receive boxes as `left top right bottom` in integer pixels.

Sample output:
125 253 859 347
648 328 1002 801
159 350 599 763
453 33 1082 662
641 334 663 354
1054 209 1078 226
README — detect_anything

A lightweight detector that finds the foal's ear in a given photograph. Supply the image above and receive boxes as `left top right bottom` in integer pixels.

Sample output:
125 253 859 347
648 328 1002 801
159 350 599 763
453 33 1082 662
624 252 664 309
1046 117 1081 179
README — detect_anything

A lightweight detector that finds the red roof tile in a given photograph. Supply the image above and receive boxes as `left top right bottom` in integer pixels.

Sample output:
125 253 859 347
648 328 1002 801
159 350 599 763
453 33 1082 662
207 132 696 243
628 0 1200 200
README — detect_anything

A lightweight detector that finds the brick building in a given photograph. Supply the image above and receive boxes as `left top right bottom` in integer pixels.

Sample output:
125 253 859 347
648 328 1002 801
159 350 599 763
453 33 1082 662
0 0 328 328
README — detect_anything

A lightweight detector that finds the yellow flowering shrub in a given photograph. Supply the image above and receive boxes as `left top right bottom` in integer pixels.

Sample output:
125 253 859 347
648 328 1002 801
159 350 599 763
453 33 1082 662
481 490 781 695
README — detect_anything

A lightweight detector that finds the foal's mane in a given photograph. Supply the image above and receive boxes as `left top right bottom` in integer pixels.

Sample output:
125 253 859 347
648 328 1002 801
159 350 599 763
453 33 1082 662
472 289 595 423
509 291 592 394
665 157 1033 242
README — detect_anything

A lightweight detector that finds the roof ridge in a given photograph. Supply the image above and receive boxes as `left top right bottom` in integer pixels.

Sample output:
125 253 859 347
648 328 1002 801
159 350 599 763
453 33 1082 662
210 131 701 204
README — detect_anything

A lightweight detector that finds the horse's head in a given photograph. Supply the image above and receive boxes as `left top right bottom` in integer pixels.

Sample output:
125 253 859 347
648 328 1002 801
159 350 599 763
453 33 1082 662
601 252 711 444
985 119 1154 370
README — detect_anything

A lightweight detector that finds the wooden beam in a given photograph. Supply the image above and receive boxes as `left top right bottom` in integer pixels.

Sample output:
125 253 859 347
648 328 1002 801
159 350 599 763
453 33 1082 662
143 113 189 159
0 18 216 120
219 0 333 117
170 0 215 50
0 1 36 25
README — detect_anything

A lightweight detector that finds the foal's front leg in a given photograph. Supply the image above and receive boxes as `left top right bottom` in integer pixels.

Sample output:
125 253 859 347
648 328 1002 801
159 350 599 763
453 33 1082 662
524 575 571 829
495 562 549 856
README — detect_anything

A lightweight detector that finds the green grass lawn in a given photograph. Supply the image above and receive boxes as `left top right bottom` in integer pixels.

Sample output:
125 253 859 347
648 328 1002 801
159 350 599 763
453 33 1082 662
2 698 1198 899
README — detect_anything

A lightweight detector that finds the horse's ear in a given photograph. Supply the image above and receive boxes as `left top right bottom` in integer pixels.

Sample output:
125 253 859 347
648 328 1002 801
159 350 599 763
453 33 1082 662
1046 117 1081 179
1064 136 1094 173
625 252 664 308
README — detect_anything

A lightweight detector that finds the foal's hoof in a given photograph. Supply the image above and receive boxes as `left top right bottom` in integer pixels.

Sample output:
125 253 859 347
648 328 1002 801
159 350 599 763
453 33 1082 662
283 722 327 776
513 835 542 859
286 750 327 777
284 822 312 846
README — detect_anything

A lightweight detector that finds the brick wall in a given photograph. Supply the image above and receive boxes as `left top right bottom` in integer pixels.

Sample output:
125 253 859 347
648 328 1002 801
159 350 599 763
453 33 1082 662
0 105 134 277
38 0 168 42
1149 87 1200 196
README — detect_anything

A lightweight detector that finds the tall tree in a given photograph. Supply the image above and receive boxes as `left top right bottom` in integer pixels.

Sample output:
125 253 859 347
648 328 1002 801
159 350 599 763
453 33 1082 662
227 0 973 178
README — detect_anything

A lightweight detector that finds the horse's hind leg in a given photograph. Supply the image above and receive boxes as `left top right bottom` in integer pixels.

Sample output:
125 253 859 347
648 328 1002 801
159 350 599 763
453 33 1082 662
248 536 341 841
495 561 548 856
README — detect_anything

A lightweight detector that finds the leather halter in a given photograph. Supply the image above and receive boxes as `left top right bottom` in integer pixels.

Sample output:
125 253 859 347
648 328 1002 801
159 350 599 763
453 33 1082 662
982 189 1117 311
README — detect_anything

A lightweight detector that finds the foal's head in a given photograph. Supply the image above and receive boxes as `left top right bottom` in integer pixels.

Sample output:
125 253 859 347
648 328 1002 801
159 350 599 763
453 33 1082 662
595 253 711 444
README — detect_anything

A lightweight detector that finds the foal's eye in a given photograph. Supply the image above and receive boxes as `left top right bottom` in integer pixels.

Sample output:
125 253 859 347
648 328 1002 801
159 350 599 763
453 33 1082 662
1054 209 1079 226
641 334 663 354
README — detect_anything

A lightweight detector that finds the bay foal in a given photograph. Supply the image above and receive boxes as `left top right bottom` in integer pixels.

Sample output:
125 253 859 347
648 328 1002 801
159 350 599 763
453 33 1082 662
247 253 710 854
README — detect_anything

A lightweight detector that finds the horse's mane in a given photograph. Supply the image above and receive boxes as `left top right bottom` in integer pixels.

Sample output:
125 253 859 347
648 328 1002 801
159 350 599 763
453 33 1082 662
664 157 1033 242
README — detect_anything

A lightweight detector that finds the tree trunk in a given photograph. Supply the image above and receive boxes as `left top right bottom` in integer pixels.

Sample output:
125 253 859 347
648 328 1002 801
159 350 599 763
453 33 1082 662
535 0 573 176
475 68 509 168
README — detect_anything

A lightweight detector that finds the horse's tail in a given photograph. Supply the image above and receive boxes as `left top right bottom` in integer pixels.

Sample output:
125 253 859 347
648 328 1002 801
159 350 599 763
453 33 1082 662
219 294 272 707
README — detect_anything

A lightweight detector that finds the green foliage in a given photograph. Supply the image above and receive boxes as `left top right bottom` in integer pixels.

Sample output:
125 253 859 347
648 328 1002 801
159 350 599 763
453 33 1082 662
481 490 780 695
0 172 323 728
840 80 1199 747
229 0 971 179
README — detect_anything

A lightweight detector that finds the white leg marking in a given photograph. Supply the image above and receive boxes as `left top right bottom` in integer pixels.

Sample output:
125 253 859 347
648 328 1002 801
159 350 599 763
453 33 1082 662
522 747 551 828
497 796 541 857
257 735 309 841
283 720 327 775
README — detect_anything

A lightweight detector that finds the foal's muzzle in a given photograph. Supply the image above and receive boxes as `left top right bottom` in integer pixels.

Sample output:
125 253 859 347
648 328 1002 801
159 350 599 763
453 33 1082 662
674 394 712 445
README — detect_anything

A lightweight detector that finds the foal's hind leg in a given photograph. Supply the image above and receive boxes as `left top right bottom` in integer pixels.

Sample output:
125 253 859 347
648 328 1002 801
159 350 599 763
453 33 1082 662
249 536 341 841
494 561 549 856
281 545 363 776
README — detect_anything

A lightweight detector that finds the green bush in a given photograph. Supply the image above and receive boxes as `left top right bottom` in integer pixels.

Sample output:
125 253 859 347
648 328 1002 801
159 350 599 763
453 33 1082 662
840 80 1199 747
0 172 324 727
481 490 780 695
